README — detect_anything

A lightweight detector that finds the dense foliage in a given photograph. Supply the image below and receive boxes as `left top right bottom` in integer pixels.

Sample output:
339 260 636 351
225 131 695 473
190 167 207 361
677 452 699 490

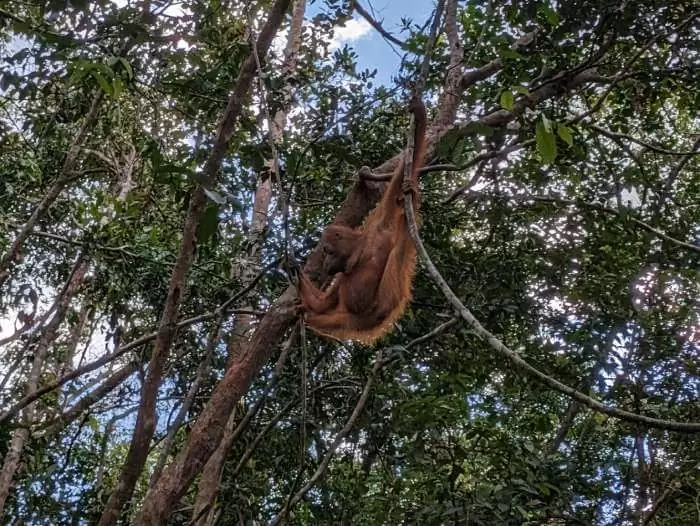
0 0 698 525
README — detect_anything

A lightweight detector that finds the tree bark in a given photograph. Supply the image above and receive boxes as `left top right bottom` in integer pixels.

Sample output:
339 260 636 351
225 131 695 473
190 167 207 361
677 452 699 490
192 2 306 523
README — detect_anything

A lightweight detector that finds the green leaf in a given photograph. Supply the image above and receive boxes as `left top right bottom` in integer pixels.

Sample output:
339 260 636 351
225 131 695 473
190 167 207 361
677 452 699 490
157 163 192 176
461 121 495 137
91 71 113 96
557 124 574 146
500 90 514 110
540 3 560 26
541 114 553 133
11 21 31 35
515 505 529 518
536 120 557 164
112 77 124 97
435 129 461 159
500 49 522 60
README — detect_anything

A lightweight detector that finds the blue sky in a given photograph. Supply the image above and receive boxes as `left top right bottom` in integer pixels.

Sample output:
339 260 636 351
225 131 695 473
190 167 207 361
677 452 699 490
317 0 435 86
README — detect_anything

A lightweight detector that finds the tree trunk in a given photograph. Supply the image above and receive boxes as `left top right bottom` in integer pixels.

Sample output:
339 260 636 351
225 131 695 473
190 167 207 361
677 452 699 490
98 2 293 524
192 2 306 523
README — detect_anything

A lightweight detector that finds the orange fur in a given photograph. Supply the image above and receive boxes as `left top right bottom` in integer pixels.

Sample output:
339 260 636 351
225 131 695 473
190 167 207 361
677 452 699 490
299 97 428 343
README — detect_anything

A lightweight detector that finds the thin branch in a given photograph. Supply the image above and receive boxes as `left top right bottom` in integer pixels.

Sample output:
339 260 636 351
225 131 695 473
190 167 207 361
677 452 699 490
228 316 455 510
405 317 459 348
459 30 538 91
351 1 406 49
149 320 221 488
5 223 177 267
403 189 700 432
589 125 700 156
416 0 444 94
191 328 298 525
457 67 601 136
600 131 648 181
442 139 535 203
42 364 137 437
641 480 683 526
462 0 492 68
571 11 699 125
359 162 468 181
656 135 700 213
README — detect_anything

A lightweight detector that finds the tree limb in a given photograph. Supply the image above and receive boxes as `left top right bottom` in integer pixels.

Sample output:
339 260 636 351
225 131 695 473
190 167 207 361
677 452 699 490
351 1 406 49
589 125 700 156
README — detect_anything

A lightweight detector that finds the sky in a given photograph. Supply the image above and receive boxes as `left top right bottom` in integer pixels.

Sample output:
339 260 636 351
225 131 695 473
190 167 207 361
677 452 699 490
320 1 434 85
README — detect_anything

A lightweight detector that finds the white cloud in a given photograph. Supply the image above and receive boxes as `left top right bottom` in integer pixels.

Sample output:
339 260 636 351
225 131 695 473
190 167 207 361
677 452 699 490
329 18 372 51
0 315 13 339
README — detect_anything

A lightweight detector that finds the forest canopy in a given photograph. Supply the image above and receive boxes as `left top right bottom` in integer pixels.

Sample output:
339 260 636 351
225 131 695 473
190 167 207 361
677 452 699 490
0 0 698 525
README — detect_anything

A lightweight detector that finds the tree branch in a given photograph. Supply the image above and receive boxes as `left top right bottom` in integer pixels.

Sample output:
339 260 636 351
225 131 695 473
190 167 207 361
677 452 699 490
571 11 699 126
131 2 294 523
442 139 535 203
589 125 700 156
351 1 406 49
0 266 274 427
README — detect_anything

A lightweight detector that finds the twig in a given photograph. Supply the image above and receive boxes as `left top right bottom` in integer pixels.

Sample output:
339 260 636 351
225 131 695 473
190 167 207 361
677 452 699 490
406 317 459 347
416 0 444 94
589 125 700 156
351 1 406 49
5 223 174 265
